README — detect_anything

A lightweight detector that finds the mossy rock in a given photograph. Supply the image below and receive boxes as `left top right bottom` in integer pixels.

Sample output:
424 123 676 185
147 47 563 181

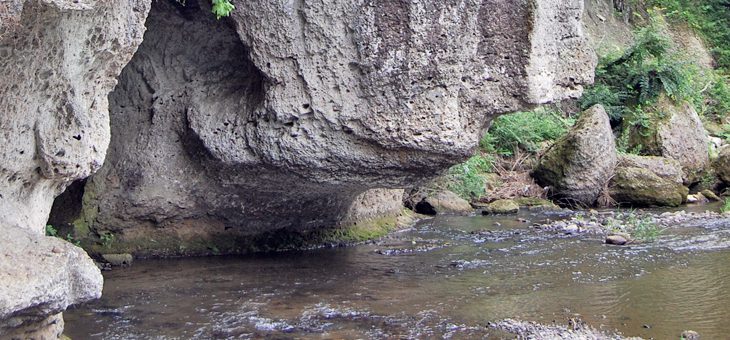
486 199 519 214
532 105 617 206
82 210 416 258
513 197 557 208
625 96 709 184
419 190 474 215
609 166 688 207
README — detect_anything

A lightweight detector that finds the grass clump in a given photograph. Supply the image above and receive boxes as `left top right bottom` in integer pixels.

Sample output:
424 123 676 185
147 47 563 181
480 107 573 156
722 199 730 213
631 217 663 242
446 154 494 200
609 210 664 242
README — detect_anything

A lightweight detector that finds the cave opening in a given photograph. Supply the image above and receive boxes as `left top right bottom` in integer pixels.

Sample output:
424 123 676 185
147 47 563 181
47 0 267 239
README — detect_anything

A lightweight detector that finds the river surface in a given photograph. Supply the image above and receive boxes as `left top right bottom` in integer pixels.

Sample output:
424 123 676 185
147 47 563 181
65 205 730 339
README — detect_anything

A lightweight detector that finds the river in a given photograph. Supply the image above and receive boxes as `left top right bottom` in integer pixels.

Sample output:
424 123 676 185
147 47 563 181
64 204 730 339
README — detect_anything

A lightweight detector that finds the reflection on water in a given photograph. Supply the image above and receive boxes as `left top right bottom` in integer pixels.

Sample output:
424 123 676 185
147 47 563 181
64 210 730 339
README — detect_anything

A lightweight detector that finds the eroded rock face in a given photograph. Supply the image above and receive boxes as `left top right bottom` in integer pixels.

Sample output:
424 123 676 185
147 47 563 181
0 0 150 234
71 0 595 255
0 0 150 336
532 105 616 206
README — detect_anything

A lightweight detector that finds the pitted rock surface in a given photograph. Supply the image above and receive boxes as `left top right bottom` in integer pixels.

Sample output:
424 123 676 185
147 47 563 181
78 0 595 252
0 0 150 234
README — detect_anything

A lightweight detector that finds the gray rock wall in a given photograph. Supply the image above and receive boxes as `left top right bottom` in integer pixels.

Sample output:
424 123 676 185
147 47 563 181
0 0 150 336
75 0 595 254
0 0 150 234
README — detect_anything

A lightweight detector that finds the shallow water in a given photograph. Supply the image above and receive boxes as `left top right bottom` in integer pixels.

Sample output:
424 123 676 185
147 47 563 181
65 206 730 339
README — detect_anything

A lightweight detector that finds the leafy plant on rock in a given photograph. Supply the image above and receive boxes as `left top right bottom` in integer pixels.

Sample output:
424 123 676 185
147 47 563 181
174 0 235 19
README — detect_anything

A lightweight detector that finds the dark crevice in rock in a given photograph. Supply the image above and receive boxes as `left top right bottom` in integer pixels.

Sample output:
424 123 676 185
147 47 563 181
414 199 437 216
47 178 86 231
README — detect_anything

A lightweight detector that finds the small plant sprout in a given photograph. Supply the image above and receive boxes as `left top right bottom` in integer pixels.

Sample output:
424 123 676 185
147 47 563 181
100 232 115 249
45 224 58 237
174 0 235 19
211 0 235 19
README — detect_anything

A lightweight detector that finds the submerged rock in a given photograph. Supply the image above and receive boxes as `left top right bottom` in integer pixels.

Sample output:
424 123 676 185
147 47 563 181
490 318 634 339
533 105 617 207
101 253 134 267
681 330 701 340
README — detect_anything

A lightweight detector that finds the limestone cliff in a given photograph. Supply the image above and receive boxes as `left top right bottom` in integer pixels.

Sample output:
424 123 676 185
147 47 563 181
0 0 150 336
67 0 595 255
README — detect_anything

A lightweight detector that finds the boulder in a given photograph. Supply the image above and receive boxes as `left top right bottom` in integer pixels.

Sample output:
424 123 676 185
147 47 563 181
486 199 520 214
609 166 688 207
715 145 730 185
617 154 684 184
416 191 474 215
532 105 617 206
700 189 721 202
0 226 103 336
630 96 710 184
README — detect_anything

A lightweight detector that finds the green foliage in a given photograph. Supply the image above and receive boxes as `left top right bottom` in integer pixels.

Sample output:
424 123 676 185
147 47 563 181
211 0 235 19
65 233 81 247
580 84 627 121
722 199 730 213
174 0 235 19
719 124 730 141
446 154 494 200
480 108 573 156
651 0 730 69
631 217 663 242
581 15 695 129
45 224 58 237
100 232 115 249
610 210 663 242
580 9 730 145
701 72 730 120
